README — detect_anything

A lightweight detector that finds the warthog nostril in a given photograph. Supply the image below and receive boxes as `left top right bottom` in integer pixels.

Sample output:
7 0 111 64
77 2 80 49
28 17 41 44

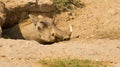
63 36 70 40
64 38 70 40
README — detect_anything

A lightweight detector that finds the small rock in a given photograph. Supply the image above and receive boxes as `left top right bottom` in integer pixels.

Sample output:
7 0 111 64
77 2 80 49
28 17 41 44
1 55 6 57
0 45 3 47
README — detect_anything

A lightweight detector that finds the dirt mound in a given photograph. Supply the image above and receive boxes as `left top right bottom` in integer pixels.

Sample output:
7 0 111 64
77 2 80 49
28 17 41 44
55 0 120 39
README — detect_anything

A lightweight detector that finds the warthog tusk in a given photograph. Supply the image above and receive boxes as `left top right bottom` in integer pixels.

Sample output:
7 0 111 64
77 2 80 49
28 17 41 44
69 24 73 33
52 29 56 36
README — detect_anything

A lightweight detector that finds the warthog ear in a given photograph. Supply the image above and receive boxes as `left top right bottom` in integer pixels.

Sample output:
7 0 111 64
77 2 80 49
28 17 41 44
0 2 5 8
29 14 39 24
29 14 48 30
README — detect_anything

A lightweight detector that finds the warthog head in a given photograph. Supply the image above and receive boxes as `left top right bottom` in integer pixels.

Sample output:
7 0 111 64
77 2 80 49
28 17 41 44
28 14 72 43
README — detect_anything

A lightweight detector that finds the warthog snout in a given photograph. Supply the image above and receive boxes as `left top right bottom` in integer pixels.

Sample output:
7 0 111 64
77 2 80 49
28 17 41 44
51 24 72 41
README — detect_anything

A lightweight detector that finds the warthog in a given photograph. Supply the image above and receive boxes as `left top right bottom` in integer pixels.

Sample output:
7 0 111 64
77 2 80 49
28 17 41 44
3 14 72 43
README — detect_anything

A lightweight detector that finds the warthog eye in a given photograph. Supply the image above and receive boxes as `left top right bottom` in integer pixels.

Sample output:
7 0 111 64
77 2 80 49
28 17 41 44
40 21 44 23
51 33 55 37
37 26 41 30
40 21 47 27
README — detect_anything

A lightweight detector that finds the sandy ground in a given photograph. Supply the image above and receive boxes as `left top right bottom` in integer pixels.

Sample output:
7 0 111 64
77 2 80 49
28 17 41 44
0 38 120 67
0 0 120 67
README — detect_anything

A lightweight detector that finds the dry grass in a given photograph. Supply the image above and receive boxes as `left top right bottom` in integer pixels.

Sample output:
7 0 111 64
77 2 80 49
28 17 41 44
52 0 85 12
39 58 108 67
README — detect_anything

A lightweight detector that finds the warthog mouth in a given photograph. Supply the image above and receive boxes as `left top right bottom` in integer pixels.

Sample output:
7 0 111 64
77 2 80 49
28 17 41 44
41 37 71 44
55 37 70 42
